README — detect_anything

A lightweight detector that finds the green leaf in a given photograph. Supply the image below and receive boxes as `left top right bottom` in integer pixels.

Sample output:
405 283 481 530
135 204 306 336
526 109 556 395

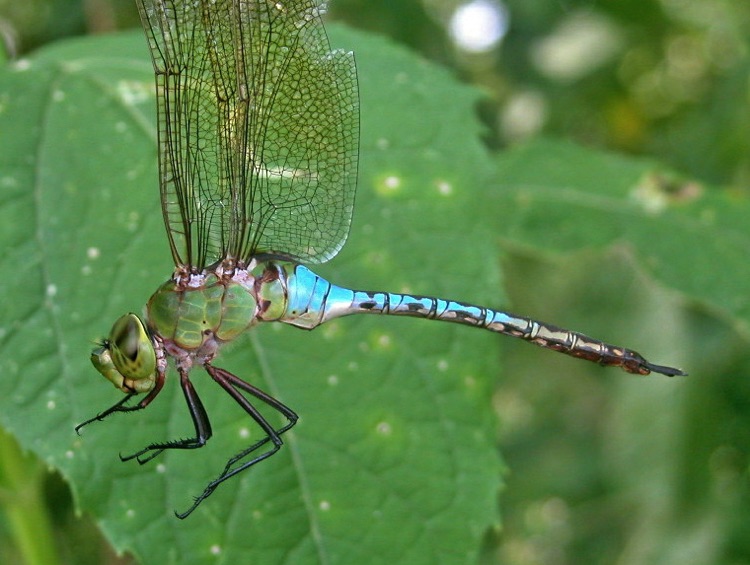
489 138 750 340
3 11 744 565
0 26 503 564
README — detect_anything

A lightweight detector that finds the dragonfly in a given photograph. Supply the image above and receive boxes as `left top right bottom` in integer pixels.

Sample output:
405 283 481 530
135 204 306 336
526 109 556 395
77 0 685 519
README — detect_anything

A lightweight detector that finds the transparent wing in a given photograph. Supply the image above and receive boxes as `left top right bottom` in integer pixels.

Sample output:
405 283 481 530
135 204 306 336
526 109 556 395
136 0 359 269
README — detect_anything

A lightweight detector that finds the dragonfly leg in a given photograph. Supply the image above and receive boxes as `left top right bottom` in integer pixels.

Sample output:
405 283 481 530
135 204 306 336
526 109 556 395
174 364 298 519
121 368 213 465
75 368 166 434
211 365 298 471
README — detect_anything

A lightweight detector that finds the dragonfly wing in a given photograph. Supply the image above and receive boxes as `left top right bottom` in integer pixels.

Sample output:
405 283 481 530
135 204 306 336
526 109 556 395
136 0 359 269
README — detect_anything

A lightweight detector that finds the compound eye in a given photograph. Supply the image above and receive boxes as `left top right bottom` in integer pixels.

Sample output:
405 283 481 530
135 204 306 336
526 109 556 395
112 316 142 360
108 314 156 381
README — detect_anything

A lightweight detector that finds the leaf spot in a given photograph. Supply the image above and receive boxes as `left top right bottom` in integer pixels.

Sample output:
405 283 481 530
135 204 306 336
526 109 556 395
376 174 403 196
376 137 390 150
376 333 391 349
116 80 151 106
376 421 392 436
436 179 453 196
12 59 31 71
0 176 18 188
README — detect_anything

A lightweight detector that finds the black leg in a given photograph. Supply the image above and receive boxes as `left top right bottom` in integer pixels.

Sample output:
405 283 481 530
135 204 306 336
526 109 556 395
75 369 166 434
175 363 298 519
121 368 213 464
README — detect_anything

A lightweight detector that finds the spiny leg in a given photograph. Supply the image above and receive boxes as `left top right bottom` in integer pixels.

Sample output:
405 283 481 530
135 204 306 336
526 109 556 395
121 368 212 465
211 364 298 473
175 364 298 519
75 369 166 434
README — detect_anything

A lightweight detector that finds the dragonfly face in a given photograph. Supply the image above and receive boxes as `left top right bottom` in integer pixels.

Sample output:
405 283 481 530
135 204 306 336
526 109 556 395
90 313 157 394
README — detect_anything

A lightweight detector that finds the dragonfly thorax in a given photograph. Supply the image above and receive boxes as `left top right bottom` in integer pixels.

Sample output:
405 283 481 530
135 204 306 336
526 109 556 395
146 269 260 355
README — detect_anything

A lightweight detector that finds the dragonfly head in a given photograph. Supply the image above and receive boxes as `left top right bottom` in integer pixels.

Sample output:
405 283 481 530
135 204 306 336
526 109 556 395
90 313 157 394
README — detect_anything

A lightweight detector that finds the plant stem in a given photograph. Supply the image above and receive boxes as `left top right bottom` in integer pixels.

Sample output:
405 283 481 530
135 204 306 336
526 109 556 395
0 427 60 565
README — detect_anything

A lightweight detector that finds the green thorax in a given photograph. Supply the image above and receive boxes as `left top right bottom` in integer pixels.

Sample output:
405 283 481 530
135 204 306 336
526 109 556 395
145 260 293 351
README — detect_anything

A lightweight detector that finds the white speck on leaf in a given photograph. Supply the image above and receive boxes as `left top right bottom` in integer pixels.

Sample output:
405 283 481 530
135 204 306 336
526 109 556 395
376 421 392 436
436 180 453 196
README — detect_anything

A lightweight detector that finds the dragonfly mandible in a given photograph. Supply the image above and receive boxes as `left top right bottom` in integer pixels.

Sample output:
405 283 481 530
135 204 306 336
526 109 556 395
76 0 685 519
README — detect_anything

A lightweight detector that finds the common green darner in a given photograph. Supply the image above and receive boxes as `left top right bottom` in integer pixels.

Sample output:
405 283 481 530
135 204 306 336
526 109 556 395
76 0 685 519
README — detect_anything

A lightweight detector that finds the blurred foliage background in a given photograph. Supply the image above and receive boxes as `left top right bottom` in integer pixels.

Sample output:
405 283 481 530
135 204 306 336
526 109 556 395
0 0 748 564
2 0 748 186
